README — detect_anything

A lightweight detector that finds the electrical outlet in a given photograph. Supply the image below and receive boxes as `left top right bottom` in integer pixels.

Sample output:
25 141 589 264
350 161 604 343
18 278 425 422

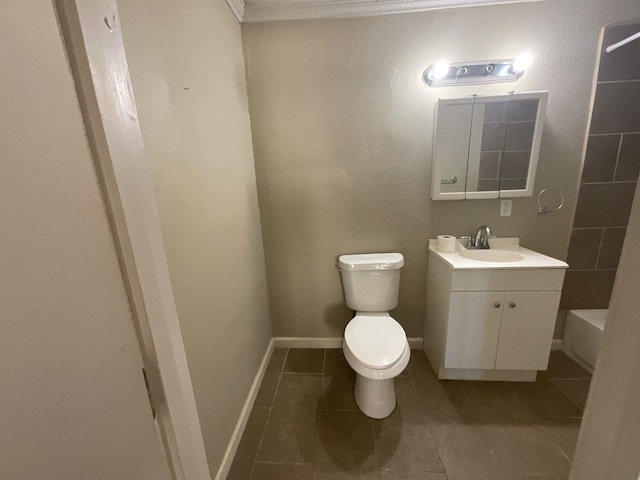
500 199 512 217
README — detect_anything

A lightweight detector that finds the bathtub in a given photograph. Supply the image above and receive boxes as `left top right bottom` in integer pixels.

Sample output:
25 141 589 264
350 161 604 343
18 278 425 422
562 309 607 373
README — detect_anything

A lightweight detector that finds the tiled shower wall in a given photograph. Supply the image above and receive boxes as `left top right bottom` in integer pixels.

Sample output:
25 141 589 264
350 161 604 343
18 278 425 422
561 22 640 309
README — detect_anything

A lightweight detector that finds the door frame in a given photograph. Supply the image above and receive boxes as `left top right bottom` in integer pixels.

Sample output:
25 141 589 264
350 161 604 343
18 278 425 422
54 1 211 479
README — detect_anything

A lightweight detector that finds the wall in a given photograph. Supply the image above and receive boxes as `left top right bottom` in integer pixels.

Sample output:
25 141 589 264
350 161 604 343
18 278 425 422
0 1 170 477
561 22 640 310
242 0 640 337
571 180 640 480
117 0 272 474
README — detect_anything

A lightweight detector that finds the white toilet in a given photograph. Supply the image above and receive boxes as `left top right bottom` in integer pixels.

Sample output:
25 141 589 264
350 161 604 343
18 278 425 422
338 252 410 419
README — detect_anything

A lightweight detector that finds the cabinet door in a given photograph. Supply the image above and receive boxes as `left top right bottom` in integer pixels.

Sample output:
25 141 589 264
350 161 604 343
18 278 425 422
444 291 505 369
495 291 561 370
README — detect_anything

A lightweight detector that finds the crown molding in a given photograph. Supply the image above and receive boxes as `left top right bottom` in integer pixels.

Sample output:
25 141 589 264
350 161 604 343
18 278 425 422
226 0 245 22
239 0 545 23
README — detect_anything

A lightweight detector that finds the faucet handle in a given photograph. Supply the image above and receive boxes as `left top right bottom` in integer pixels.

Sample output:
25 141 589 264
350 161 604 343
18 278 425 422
459 236 471 249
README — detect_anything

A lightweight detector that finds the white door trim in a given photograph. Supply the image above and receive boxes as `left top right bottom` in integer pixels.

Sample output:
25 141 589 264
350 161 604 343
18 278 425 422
54 1 211 479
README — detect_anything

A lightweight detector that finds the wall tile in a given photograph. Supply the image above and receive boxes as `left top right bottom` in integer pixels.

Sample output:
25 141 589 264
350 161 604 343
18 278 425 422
501 151 530 179
566 228 602 270
598 228 627 269
597 23 640 82
572 182 636 227
481 122 507 151
563 22 640 311
590 82 640 134
479 151 501 179
615 133 640 181
504 121 535 151
560 270 618 309
506 99 539 122
581 134 620 183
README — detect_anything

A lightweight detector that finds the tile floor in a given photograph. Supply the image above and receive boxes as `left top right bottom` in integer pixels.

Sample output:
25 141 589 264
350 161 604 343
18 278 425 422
228 349 591 480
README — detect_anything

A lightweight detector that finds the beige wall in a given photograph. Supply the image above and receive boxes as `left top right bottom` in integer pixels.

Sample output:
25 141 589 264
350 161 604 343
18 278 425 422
117 0 272 474
0 1 170 477
572 182 640 479
242 1 640 337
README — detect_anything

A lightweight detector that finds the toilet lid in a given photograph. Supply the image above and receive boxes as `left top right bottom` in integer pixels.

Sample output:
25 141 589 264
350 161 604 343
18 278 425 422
344 315 407 369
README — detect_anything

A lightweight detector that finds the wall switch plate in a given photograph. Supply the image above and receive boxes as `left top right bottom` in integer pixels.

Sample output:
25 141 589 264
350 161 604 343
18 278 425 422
501 199 512 217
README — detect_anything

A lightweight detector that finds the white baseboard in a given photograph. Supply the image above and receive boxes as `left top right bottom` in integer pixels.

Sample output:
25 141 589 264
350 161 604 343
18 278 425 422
551 339 563 351
273 337 343 348
214 338 274 480
273 336 424 350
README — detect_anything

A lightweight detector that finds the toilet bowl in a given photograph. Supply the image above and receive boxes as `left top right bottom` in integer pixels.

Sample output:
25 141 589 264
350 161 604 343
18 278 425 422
338 253 409 419
343 313 410 418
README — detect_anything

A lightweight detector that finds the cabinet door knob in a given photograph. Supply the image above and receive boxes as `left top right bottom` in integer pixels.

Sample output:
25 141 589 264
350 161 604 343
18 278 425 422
509 302 517 308
494 302 501 308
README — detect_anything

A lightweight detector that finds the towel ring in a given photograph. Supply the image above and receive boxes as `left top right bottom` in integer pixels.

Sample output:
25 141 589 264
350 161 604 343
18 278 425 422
537 188 565 214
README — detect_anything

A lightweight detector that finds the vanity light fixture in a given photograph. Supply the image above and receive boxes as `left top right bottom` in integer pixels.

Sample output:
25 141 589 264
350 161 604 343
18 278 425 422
423 53 533 87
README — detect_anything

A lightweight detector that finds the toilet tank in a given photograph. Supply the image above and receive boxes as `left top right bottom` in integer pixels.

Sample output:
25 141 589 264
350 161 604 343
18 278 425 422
338 253 404 312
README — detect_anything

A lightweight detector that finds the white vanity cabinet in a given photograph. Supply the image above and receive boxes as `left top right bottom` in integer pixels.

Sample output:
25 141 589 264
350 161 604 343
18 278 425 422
424 244 567 381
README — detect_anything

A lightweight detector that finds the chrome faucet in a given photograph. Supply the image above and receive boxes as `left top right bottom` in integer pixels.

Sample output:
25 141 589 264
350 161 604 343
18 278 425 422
473 225 493 249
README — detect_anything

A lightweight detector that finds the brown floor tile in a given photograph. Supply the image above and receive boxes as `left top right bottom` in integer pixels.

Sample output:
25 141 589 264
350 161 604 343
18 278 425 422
251 462 313 480
284 348 325 374
256 421 318 464
539 351 591 381
406 349 433 378
435 423 570 480
541 418 582 461
254 349 288 408
459 381 536 424
380 471 447 480
551 379 592 410
430 423 498 480
227 408 270 480
373 393 442 474
374 422 443 473
392 376 425 424
509 380 583 420
320 369 358 411
314 472 379 479
257 373 322 464
322 349 357 411
324 349 348 375
480 425 571 479
409 355 468 424
269 374 323 426
316 410 378 476
234 348 579 480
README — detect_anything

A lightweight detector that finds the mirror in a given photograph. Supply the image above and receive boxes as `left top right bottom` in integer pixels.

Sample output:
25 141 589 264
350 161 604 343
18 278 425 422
431 91 547 200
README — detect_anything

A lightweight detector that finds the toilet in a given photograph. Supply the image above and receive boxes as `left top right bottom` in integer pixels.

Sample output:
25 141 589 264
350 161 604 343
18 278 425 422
338 252 410 419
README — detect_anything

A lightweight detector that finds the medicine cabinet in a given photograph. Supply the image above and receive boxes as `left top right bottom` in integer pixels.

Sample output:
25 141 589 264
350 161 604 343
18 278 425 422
431 91 548 200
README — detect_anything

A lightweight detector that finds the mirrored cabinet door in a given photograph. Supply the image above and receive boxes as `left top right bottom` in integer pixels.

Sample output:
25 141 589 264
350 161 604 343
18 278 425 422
432 100 475 199
431 92 547 200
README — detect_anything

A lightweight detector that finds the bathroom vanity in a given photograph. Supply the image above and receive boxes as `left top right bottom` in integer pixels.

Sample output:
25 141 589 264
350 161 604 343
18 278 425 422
424 238 568 381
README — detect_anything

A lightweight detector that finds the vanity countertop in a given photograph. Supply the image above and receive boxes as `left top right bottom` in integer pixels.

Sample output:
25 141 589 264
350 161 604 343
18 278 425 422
429 237 568 270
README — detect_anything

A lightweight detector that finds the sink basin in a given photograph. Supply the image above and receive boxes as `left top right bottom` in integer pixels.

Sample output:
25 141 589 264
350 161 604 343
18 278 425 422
460 249 525 263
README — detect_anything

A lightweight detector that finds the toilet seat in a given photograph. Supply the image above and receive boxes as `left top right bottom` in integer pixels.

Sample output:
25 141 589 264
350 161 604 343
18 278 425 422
344 315 407 369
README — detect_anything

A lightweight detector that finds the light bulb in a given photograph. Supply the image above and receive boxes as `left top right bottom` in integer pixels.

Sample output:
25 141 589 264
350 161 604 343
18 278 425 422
512 52 533 74
431 61 450 80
